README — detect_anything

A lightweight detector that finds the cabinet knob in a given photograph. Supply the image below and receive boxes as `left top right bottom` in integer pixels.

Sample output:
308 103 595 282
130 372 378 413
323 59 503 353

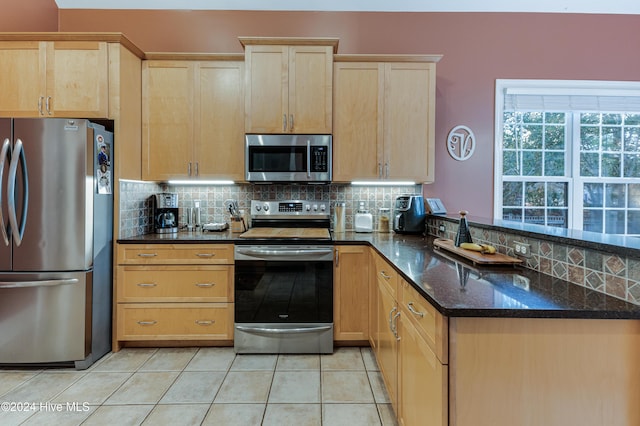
136 283 157 288
195 282 215 288
137 320 157 326
137 253 158 258
195 320 215 326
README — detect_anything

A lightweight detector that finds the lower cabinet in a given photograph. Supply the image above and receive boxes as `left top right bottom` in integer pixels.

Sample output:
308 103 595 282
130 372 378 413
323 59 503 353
370 250 447 426
398 281 448 426
333 245 370 342
115 244 234 349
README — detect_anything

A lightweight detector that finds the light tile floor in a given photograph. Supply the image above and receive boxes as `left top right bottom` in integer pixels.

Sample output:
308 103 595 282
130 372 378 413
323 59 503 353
0 347 398 426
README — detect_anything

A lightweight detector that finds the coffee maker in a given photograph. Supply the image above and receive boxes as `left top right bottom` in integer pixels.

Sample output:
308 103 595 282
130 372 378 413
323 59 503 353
152 193 179 234
393 194 426 234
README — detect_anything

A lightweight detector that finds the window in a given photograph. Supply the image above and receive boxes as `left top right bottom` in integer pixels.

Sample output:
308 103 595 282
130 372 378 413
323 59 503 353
495 80 640 236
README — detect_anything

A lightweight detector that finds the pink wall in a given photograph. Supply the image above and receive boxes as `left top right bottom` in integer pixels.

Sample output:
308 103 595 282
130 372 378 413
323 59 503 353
54 10 640 218
0 0 58 31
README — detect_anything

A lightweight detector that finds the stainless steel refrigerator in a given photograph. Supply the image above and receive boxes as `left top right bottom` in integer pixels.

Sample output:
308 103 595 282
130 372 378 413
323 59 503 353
0 118 113 369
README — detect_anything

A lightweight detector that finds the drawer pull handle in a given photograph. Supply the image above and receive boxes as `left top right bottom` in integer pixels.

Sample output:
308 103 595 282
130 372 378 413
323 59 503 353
380 271 391 280
195 283 215 288
137 320 157 326
137 253 158 258
407 302 425 318
196 253 215 258
137 283 157 288
195 320 215 326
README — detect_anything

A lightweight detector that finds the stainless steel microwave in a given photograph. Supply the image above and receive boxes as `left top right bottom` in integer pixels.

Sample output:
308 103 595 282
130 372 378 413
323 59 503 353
245 134 332 183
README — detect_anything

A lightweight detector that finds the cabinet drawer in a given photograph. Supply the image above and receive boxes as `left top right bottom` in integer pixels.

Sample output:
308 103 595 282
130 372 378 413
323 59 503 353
117 244 233 265
117 303 233 340
400 279 448 363
117 266 233 302
373 252 398 298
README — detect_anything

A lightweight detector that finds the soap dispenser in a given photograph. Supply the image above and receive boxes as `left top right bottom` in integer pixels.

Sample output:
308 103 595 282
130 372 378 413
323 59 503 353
354 201 373 233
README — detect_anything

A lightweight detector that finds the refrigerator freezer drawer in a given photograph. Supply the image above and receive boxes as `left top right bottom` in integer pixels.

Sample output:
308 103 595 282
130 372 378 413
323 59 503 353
0 271 90 364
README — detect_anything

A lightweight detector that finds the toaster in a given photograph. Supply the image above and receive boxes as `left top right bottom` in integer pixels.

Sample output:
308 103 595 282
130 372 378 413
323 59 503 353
393 195 426 234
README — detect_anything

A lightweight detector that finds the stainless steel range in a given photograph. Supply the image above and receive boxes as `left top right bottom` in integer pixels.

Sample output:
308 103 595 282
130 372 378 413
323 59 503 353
234 200 333 354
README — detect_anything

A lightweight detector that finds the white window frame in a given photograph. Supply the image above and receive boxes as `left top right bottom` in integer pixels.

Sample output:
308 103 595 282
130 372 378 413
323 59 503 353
494 79 640 233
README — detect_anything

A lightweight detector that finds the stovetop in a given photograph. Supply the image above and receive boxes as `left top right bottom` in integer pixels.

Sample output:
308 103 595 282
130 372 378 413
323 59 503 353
236 200 332 245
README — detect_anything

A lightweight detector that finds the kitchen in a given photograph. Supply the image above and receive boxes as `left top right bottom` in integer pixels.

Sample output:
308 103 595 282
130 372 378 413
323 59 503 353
2 1 640 425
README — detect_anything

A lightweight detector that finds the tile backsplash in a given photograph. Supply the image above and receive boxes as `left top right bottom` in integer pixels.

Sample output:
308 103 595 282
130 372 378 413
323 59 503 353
427 217 640 306
118 180 421 238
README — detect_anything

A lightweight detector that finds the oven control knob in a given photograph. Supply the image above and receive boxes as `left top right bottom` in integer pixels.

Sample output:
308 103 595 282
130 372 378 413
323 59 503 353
313 204 318 211
305 205 311 211
263 204 270 212
320 204 326 212
255 205 261 211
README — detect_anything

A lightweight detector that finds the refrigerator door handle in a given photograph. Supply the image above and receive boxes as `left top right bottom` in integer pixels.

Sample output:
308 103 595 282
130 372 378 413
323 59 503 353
0 278 79 288
0 138 10 246
7 138 28 247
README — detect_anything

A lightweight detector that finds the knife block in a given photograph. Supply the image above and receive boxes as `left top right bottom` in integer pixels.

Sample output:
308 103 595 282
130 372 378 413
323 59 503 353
231 218 245 233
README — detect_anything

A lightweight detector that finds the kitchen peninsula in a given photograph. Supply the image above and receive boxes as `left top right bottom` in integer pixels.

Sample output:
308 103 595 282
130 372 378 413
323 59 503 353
118 230 640 426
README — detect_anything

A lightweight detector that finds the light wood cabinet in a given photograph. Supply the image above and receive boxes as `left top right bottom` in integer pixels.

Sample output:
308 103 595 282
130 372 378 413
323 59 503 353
333 56 441 183
0 41 108 117
371 250 400 409
241 38 337 134
333 245 370 342
398 280 448 426
370 251 448 425
115 244 235 347
449 317 640 426
376 276 400 409
142 56 244 181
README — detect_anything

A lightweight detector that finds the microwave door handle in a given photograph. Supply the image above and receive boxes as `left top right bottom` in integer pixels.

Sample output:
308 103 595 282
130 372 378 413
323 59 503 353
7 138 28 247
307 140 311 179
0 138 10 246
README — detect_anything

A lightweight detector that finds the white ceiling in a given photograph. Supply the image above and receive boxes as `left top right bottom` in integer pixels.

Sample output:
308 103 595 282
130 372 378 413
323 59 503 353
53 0 640 15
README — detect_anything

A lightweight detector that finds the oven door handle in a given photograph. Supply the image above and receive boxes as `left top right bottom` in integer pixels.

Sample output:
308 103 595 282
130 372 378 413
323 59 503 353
235 325 333 335
235 247 333 259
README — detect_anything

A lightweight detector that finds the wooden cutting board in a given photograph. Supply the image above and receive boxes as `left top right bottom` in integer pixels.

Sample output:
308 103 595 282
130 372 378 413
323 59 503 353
433 238 522 265
238 227 331 240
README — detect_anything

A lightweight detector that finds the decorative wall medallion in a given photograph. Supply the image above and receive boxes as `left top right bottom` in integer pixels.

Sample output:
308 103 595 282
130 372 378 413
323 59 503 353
447 125 476 161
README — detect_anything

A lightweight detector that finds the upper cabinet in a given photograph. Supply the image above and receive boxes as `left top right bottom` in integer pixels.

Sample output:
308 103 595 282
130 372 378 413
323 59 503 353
0 40 108 118
333 56 441 183
142 55 245 181
241 37 338 134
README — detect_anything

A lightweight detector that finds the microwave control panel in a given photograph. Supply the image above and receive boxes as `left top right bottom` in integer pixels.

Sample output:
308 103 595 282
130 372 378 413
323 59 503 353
310 146 329 172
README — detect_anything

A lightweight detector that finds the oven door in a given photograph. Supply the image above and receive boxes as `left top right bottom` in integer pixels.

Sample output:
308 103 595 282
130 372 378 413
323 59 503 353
234 245 334 353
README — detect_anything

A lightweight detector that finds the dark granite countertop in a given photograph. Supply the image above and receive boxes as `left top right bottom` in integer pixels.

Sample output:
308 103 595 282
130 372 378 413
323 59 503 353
118 230 640 320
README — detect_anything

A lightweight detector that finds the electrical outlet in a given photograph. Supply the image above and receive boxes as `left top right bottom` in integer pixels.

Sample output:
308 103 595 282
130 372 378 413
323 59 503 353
438 224 446 233
514 241 531 258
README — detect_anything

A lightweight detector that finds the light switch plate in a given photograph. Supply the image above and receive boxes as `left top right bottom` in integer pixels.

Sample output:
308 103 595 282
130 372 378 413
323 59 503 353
426 198 447 215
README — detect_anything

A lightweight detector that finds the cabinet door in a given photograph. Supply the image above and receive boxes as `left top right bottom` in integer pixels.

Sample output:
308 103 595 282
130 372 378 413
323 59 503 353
244 45 288 133
384 62 435 182
0 41 45 116
398 314 447 426
334 245 370 341
333 62 383 181
377 279 399 409
288 46 333 133
142 61 194 180
47 41 109 118
195 61 245 180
